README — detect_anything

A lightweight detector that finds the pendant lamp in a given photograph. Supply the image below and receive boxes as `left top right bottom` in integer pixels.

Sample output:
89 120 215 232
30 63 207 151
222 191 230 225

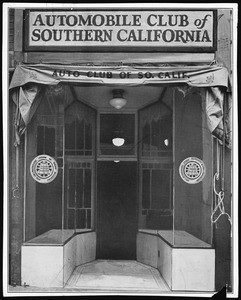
112 137 125 147
109 89 127 109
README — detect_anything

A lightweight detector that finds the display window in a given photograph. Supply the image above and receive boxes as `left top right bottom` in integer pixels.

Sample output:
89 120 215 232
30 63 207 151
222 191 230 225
17 78 222 250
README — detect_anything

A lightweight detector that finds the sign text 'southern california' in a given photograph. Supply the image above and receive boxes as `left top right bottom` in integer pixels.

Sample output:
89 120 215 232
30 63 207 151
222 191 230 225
25 10 217 52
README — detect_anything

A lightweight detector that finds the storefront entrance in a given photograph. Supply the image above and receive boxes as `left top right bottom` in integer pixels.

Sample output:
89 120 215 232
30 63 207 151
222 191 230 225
6 5 235 293
97 161 137 259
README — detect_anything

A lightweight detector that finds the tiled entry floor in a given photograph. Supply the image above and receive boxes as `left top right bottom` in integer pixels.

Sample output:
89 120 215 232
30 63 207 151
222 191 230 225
65 260 170 292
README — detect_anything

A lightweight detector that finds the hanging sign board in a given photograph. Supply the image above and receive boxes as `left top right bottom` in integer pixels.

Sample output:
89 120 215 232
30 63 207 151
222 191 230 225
30 155 58 183
179 157 206 184
24 9 217 52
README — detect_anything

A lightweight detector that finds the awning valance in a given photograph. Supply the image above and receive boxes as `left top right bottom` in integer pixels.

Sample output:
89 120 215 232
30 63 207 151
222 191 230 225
9 63 232 149
9 63 230 89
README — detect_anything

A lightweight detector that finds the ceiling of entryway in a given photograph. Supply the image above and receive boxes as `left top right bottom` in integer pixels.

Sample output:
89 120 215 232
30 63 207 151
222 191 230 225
71 85 165 110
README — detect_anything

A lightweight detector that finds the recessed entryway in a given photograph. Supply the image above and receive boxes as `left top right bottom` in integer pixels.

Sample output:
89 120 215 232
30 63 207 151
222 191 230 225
97 161 137 260
65 260 170 291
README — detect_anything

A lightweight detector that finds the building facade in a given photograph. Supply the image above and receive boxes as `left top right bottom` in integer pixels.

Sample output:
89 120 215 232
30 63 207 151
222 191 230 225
5 4 236 296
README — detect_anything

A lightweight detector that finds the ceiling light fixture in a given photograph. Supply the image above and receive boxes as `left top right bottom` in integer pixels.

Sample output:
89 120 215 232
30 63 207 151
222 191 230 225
112 137 125 147
164 139 169 147
109 89 127 109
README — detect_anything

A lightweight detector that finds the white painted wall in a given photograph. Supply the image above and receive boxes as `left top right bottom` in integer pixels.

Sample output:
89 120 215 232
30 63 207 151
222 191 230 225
136 231 215 292
75 232 96 266
63 236 76 285
21 231 96 288
172 248 215 291
136 232 158 268
21 246 64 287
157 238 172 288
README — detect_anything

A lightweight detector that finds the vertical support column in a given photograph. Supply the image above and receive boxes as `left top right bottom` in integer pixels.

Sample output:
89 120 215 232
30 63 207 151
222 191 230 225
13 9 24 65
172 88 175 246
9 104 25 285
213 8 232 287
9 9 24 283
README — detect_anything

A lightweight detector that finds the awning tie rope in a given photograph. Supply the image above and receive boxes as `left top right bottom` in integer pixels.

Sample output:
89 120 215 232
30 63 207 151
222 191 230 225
211 173 232 225
211 140 232 225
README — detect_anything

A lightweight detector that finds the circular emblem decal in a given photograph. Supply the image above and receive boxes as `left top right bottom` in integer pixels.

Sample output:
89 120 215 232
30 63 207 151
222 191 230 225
30 155 58 184
179 157 206 184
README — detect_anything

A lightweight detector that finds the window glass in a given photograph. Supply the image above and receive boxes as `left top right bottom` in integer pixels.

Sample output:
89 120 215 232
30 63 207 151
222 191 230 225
173 89 213 247
76 169 83 208
25 85 65 241
139 98 173 230
99 113 136 156
151 170 171 209
141 164 173 230
64 100 95 231
140 101 172 157
65 101 95 156
24 86 95 243
66 162 93 230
